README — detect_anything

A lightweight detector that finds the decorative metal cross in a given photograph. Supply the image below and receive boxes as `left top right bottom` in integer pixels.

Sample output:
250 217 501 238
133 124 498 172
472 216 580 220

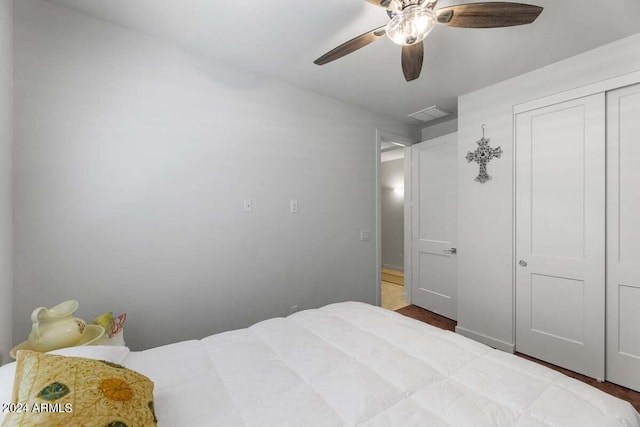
466 125 502 184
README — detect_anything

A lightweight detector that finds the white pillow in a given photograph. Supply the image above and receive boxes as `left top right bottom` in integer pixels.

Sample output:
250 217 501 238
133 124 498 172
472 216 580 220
48 345 130 364
92 330 126 347
0 360 17 424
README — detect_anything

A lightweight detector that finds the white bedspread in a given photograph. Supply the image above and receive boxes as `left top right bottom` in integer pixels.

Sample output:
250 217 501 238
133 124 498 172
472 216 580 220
2 302 639 426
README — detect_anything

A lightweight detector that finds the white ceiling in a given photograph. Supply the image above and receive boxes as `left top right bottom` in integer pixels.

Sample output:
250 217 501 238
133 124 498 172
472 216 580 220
46 0 640 124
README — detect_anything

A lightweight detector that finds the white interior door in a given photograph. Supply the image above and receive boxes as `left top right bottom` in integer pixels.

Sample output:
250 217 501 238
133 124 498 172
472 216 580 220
515 93 605 380
411 133 457 320
607 83 640 391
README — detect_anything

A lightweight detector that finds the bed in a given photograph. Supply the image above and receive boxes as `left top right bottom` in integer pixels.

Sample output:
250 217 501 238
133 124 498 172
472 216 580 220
1 301 639 426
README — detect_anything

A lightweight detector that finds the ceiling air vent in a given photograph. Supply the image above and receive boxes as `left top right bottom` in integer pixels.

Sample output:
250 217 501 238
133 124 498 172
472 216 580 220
408 105 451 123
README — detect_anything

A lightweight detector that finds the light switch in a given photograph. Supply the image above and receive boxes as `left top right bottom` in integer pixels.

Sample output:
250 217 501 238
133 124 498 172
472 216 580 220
360 230 371 241
290 199 299 213
243 199 252 213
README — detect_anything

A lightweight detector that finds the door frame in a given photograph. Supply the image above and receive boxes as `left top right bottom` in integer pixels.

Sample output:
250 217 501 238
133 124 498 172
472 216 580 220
513 69 640 115
375 129 416 307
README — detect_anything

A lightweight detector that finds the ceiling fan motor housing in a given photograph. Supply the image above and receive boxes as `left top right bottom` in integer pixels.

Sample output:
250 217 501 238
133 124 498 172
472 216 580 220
386 3 437 46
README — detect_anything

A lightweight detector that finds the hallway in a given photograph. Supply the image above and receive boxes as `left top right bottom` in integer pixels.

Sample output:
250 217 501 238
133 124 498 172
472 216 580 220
381 268 409 311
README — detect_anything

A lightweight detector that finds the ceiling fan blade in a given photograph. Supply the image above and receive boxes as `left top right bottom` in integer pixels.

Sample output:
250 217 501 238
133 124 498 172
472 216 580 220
314 26 386 66
401 43 424 82
436 2 543 28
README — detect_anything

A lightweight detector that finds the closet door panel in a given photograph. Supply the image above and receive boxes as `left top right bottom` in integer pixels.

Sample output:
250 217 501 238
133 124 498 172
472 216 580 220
607 83 640 391
515 93 605 380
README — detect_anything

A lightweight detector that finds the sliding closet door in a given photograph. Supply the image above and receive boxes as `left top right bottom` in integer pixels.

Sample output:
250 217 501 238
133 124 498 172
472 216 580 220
607 83 640 391
515 93 605 380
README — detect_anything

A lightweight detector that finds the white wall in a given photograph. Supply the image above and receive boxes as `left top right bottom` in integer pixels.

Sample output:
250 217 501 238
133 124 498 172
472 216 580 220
421 118 457 141
0 0 12 364
457 32 640 351
13 0 418 350
380 158 404 271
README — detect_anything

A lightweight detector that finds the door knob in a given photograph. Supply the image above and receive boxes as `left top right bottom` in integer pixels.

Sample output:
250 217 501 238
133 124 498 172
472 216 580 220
519 260 528 267
443 248 457 254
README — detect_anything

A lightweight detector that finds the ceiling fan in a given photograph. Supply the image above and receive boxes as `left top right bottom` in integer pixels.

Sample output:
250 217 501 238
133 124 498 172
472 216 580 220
314 1 543 81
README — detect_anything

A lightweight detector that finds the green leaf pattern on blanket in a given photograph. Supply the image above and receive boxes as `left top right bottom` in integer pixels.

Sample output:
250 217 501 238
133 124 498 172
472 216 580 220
37 382 70 401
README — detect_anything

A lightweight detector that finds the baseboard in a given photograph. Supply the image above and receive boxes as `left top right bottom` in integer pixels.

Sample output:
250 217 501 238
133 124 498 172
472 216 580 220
455 326 515 353
382 264 403 272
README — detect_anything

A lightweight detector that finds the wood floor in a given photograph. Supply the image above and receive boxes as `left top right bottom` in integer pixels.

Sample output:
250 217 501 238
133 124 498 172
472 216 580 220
396 304 640 413
381 268 409 311
396 304 456 332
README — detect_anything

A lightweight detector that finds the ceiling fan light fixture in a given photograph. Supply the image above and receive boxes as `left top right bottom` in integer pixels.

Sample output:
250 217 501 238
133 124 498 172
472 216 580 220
386 4 436 46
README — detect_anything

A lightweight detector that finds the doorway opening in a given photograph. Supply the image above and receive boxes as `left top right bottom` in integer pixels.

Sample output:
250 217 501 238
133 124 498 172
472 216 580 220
375 130 414 310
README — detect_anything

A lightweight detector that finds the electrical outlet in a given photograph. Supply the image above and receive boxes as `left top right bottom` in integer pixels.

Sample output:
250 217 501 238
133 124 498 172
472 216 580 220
360 230 371 241
243 199 252 213
290 200 299 213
